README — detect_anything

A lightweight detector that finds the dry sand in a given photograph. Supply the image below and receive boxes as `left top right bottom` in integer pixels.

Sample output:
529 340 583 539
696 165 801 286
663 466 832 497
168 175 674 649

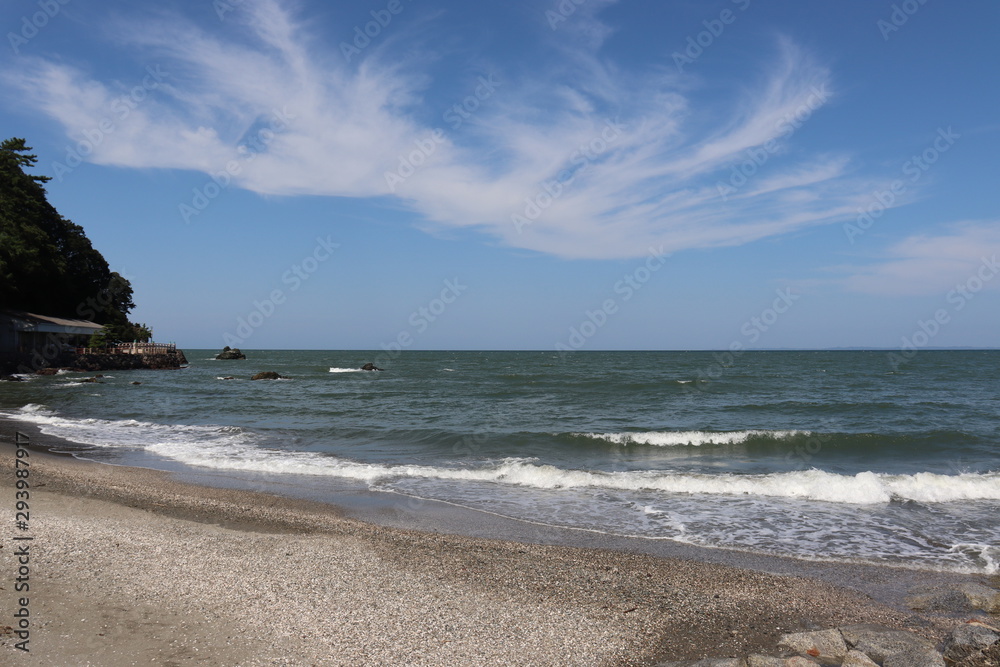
0 440 970 666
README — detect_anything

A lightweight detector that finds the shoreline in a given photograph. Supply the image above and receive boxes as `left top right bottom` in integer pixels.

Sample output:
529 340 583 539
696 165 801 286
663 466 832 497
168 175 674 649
0 418 991 664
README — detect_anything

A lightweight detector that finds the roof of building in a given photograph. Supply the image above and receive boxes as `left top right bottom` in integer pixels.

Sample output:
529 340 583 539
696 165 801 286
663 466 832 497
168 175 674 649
0 310 104 335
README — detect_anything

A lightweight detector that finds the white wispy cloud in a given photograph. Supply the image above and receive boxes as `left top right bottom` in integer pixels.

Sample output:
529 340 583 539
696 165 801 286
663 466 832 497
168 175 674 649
4 0 878 259
843 222 1000 295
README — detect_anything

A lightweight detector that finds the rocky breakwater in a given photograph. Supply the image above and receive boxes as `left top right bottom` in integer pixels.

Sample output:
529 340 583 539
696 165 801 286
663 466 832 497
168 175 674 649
71 348 188 372
660 581 1000 667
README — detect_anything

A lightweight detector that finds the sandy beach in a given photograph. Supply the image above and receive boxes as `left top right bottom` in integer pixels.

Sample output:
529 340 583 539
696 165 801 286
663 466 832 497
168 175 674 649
0 426 985 666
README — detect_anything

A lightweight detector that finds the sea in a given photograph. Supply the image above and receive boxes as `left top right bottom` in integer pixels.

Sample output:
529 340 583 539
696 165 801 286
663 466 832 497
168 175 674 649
2 350 998 574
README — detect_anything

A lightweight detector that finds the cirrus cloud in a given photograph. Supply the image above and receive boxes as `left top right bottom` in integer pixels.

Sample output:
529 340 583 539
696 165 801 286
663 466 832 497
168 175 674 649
3 0 884 259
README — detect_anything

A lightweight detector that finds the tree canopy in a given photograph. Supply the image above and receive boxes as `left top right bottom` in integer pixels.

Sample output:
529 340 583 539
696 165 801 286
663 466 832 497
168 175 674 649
0 137 150 343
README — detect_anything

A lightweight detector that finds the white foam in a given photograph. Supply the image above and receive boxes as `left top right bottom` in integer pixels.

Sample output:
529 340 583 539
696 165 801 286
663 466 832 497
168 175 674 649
329 367 362 373
580 430 809 447
8 406 1000 506
948 544 1000 575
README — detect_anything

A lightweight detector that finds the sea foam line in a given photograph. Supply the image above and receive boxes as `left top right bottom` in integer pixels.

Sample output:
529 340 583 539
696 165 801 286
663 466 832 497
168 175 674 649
579 430 809 447
9 406 999 505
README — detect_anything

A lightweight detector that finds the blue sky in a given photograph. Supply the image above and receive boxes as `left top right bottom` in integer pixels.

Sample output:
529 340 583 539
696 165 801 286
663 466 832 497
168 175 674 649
2 0 998 350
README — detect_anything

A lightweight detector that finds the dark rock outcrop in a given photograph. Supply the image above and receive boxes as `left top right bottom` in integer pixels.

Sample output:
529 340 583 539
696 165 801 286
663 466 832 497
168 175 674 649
71 350 188 371
360 362 383 371
216 346 246 360
251 371 283 380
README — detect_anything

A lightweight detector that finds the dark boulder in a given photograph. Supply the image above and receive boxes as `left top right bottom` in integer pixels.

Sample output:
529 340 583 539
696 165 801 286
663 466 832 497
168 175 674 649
216 346 247 360
36 368 58 375
251 371 283 380
360 362 383 371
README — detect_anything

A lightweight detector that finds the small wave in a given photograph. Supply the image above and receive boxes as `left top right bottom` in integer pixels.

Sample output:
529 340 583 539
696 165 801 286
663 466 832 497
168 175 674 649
329 367 363 373
948 544 1000 575
578 430 809 447
8 407 1000 507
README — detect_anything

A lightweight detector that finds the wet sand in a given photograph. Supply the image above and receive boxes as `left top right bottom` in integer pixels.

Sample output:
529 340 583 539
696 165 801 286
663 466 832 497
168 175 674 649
0 421 982 665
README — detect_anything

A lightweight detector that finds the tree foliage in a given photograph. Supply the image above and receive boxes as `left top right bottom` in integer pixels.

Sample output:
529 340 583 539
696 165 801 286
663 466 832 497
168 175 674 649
0 138 146 341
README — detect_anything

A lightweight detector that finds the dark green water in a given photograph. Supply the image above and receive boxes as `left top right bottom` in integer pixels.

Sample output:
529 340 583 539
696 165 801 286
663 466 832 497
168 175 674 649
2 350 998 572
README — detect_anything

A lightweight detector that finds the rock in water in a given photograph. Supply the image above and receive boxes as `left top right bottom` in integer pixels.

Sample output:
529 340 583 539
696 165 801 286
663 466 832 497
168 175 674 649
216 346 247 360
360 362 383 371
251 371 283 380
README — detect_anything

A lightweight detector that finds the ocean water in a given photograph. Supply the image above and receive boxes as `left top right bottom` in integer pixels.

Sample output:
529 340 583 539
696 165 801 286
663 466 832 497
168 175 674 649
2 350 998 573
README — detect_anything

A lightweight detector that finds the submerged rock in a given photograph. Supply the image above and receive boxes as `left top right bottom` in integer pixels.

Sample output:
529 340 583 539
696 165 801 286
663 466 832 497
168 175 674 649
1 375 25 382
907 582 1000 615
251 371 283 380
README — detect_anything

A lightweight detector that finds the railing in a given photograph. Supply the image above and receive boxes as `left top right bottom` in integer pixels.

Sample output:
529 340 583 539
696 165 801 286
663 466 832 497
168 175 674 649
76 342 177 356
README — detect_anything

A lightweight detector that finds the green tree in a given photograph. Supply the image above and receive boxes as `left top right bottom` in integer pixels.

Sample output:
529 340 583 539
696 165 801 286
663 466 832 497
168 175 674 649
0 138 145 336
